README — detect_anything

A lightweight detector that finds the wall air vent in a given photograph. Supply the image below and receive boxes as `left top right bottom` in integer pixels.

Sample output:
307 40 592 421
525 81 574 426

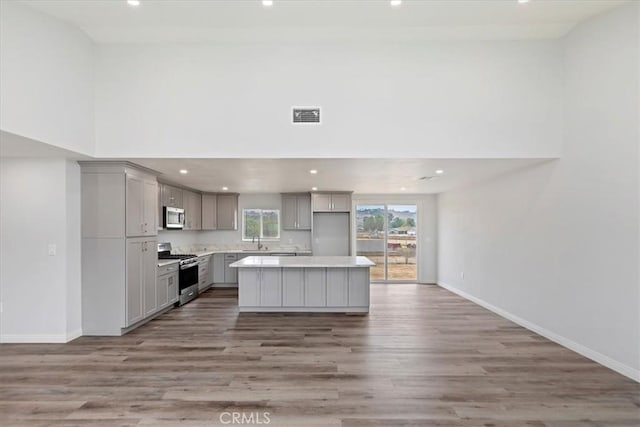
292 107 321 124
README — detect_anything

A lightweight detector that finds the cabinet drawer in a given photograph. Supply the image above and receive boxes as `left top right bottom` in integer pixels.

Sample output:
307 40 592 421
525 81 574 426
225 254 238 260
157 263 178 276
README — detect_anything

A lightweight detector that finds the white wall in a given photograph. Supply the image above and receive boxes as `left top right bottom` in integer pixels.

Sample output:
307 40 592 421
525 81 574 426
352 194 437 284
158 193 312 249
437 3 639 380
0 158 82 342
0 2 94 156
94 40 562 159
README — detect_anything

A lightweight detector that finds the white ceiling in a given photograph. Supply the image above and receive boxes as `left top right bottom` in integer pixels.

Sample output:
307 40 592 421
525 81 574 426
22 0 626 43
130 158 553 194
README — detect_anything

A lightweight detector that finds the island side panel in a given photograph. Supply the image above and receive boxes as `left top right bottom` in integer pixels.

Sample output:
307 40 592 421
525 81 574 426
238 268 259 306
348 267 370 307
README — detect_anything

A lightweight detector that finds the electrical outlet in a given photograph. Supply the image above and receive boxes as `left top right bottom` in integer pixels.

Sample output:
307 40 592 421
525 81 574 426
288 238 293 244
48 244 57 256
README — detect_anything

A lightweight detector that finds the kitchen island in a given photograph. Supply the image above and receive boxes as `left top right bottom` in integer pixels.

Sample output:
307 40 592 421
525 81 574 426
230 256 375 313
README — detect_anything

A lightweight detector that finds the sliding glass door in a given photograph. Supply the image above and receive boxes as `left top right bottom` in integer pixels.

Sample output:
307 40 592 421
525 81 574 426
355 205 386 281
356 203 417 282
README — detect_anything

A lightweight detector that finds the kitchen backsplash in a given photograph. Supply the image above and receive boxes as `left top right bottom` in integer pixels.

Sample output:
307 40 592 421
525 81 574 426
159 230 310 248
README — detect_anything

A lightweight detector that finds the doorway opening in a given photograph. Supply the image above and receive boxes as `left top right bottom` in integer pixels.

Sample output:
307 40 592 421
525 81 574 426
355 204 417 282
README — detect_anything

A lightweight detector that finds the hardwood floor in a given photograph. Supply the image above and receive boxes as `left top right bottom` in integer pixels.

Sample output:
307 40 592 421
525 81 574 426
1 285 638 426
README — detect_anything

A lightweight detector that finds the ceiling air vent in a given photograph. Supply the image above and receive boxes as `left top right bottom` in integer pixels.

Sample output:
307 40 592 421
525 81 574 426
292 107 321 124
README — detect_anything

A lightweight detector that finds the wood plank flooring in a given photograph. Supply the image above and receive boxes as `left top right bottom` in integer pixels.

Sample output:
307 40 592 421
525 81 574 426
1 285 638 426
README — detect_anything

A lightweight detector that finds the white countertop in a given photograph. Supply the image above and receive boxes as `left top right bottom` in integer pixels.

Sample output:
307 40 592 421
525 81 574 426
158 249 313 266
174 249 313 257
157 259 180 267
230 256 375 268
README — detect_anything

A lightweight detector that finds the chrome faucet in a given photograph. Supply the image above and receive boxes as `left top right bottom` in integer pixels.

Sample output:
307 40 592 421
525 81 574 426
252 235 263 250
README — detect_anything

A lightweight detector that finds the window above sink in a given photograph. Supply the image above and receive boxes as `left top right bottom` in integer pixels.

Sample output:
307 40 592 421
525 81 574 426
242 208 280 241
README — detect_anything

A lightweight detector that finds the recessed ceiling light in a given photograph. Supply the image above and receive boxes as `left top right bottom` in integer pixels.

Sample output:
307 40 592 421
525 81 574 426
390 0 402 7
222 186 229 191
179 169 188 174
262 0 273 6
127 0 140 6
309 169 318 174
435 169 444 175
518 0 530 3
400 187 407 191
311 187 318 191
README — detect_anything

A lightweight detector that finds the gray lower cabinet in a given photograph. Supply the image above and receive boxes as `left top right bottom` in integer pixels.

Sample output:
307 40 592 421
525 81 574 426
126 238 157 326
126 240 144 326
209 256 215 284
213 253 226 283
282 268 304 306
326 268 348 307
157 263 179 310
224 253 238 283
238 268 282 307
304 269 327 307
213 253 239 284
260 269 282 306
197 255 211 291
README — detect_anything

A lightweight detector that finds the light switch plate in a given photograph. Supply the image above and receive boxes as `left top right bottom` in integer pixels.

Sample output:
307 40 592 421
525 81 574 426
48 244 57 256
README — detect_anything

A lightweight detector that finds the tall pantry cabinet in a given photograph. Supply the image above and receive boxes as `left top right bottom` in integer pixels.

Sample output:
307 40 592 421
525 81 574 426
80 162 163 335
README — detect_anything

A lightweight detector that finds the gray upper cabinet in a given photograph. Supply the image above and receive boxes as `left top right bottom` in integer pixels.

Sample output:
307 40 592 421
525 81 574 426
312 193 332 212
201 193 217 230
282 193 311 230
161 184 183 209
217 194 238 230
126 173 157 237
330 193 351 212
312 192 352 213
183 190 202 231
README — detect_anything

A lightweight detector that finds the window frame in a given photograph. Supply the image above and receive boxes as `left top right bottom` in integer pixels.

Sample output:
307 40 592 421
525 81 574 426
242 208 281 241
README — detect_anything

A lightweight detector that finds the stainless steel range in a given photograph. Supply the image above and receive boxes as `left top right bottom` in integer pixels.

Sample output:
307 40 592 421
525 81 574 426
157 242 199 306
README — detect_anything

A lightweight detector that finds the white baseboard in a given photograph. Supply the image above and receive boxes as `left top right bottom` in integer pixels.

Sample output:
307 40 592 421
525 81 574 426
1 328 84 344
438 281 640 383
1 334 70 343
66 328 83 341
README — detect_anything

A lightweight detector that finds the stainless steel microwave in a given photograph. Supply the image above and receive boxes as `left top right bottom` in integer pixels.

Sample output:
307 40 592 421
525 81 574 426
163 206 185 229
